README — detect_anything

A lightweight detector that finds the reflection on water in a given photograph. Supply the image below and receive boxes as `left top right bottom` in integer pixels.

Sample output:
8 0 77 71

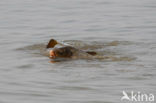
0 0 156 103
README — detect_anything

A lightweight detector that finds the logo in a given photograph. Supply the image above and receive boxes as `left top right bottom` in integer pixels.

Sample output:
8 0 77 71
121 91 154 102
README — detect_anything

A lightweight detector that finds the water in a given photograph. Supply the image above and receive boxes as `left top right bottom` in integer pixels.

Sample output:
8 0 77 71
0 0 156 103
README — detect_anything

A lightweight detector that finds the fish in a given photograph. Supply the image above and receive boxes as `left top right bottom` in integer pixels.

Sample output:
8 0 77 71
46 39 97 59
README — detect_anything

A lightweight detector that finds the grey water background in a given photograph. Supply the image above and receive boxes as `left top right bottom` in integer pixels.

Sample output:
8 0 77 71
0 0 156 103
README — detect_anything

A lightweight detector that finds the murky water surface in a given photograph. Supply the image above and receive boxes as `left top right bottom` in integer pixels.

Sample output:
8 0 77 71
0 0 156 103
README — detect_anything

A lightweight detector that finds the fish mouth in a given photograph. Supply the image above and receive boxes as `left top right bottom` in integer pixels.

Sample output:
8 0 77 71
49 50 56 59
